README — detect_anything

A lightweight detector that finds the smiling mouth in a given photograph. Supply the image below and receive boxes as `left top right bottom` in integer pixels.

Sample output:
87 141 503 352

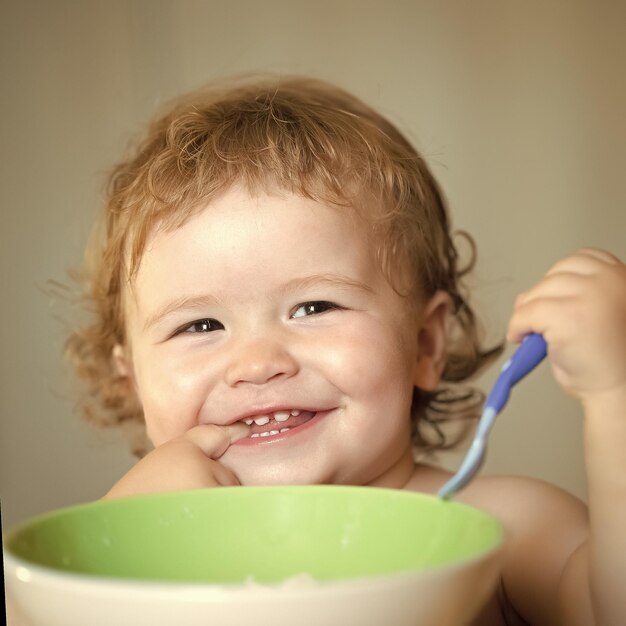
238 409 318 439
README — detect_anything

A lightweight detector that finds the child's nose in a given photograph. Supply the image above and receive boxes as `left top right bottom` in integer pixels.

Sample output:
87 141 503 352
224 337 299 387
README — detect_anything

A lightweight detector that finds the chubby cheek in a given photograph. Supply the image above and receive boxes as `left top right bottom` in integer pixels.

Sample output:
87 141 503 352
324 316 417 407
132 347 214 447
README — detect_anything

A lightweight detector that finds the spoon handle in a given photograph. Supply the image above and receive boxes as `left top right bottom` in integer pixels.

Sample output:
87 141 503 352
484 333 548 414
437 334 548 501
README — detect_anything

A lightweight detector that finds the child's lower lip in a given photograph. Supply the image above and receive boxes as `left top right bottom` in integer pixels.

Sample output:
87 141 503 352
232 410 331 447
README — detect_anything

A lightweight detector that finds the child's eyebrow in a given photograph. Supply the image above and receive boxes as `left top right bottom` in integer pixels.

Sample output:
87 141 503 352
279 274 375 298
142 274 374 332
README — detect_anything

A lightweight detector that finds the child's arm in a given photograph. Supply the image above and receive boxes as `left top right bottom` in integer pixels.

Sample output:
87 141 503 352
104 423 249 499
508 248 626 625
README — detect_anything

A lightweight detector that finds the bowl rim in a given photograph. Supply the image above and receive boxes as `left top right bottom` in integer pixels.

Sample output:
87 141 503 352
4 485 505 594
4 484 503 534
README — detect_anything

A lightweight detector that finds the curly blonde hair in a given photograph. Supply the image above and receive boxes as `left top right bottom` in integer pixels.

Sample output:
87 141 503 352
65 75 501 457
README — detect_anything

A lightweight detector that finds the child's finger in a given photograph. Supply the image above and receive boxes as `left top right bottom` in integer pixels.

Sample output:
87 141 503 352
575 247 622 265
514 272 589 309
205 459 242 487
507 295 573 343
544 251 615 278
183 423 250 459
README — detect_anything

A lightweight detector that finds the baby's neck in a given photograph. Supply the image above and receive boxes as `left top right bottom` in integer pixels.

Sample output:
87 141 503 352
364 446 416 490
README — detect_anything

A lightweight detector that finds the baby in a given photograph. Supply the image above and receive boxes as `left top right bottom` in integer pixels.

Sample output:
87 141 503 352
67 76 626 625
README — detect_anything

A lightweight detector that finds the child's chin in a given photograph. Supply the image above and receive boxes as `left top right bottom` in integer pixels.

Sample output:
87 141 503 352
220 443 332 486
229 465 325 487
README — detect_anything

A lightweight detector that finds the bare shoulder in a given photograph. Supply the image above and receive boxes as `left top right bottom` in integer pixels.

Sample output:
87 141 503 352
460 473 587 525
466 475 589 625
407 465 590 625
407 463 587 527
409 465 588 580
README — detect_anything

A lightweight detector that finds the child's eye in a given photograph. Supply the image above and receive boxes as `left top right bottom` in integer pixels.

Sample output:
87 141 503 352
180 318 225 334
291 301 339 318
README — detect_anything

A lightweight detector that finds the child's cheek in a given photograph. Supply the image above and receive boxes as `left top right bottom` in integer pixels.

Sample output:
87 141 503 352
320 315 415 397
134 346 213 447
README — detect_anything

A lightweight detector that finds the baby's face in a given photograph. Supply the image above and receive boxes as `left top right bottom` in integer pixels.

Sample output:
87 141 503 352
120 186 431 487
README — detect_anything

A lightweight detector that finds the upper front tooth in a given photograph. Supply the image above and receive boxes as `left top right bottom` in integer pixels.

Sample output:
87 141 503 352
290 409 301 417
274 411 290 422
243 419 254 425
253 415 270 426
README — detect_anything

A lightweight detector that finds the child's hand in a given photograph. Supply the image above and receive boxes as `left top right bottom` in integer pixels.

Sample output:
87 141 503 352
104 423 250 499
507 248 626 404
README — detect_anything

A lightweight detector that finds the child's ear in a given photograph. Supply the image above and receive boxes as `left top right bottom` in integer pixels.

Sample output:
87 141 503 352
112 344 133 379
413 291 451 391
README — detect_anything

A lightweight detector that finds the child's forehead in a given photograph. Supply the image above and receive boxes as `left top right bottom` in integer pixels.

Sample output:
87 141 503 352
134 184 372 259
140 187 368 256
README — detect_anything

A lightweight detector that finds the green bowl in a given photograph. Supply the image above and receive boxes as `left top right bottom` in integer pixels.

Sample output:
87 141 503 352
4 486 503 626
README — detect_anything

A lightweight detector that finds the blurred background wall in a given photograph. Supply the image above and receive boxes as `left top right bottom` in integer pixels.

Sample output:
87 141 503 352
2 0 625 528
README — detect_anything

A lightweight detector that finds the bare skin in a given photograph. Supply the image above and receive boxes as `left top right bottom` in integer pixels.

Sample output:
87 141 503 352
106 190 626 624
407 465 590 626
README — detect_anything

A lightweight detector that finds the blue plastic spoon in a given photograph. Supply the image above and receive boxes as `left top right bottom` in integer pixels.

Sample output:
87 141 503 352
438 333 548 500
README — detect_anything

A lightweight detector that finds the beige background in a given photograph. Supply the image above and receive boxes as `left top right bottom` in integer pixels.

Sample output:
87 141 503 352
1 0 625 529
